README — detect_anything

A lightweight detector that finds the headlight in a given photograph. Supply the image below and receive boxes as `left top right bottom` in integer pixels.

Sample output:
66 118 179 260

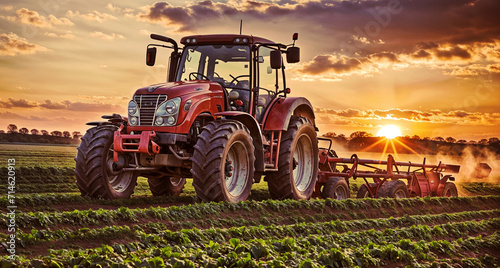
166 116 175 125
165 101 178 114
156 97 181 116
155 116 163 126
128 101 137 115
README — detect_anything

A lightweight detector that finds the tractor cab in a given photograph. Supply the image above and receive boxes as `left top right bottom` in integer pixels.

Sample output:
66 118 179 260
146 34 300 122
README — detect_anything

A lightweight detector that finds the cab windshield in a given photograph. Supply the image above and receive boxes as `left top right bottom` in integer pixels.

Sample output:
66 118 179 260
177 45 251 90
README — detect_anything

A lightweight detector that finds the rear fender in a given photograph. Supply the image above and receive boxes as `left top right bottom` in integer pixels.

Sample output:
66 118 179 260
215 111 264 177
263 97 315 131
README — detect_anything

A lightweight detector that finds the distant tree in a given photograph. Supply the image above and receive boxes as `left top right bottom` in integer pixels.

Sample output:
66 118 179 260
31 129 39 135
41 130 49 136
445 137 456 143
432 137 445 142
7 124 18 133
63 131 71 138
479 139 488 145
423 137 431 141
323 132 337 138
349 131 373 139
19 127 29 134
488 137 499 145
411 135 421 140
457 139 467 144
51 131 62 137
72 131 82 139
468 140 477 144
0 130 4 134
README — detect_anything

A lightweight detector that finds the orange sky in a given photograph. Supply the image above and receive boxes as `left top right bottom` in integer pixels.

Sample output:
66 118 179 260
1 0 499 140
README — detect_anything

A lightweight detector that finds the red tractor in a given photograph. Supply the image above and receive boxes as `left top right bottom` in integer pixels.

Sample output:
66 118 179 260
75 33 319 202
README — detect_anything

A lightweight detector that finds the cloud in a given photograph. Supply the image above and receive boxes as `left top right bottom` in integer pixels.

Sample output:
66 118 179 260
314 107 500 126
44 31 76 39
0 98 121 112
0 98 38 108
0 111 46 121
299 55 365 75
435 45 472 60
0 33 49 56
106 3 135 14
40 99 121 112
4 8 73 28
89 31 125 41
0 5 13 11
295 40 500 80
66 10 117 22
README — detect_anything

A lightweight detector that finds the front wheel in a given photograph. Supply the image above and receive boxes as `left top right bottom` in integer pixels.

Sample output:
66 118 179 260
191 120 255 203
75 126 137 199
267 117 319 200
322 177 350 200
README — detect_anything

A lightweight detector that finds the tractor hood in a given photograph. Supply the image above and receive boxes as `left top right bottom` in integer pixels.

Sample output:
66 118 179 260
134 80 220 97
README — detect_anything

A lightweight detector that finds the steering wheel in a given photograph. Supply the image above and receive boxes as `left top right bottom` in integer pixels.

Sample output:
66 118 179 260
257 87 274 95
189 72 210 81
229 74 250 87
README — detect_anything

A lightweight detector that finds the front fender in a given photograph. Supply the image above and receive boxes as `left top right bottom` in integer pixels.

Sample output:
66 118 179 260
263 97 315 131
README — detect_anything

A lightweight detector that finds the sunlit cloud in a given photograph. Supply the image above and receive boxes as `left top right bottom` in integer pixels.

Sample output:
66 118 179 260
2 8 73 28
66 10 116 22
0 98 121 112
0 5 13 11
89 31 125 41
44 31 76 39
0 33 49 56
314 107 500 126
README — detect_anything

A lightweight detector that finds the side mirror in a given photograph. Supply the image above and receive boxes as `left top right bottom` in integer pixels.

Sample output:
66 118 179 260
286 47 300 63
270 50 282 69
146 47 157 66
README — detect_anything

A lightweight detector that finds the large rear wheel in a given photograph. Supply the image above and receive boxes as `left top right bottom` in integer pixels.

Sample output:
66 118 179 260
75 126 137 199
191 120 255 203
267 117 318 200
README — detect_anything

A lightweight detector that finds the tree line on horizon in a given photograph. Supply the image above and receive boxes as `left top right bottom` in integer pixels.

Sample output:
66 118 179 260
323 131 500 146
1 124 81 139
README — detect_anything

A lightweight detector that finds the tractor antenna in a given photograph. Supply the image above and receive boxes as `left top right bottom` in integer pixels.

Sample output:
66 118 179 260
239 19 243 35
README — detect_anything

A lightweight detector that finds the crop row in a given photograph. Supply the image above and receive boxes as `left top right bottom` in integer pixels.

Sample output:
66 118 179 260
0 193 196 208
3 196 499 229
461 182 500 195
3 223 499 267
0 183 78 194
7 209 499 247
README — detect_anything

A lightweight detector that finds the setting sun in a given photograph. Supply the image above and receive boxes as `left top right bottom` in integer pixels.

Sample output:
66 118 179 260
377 125 402 139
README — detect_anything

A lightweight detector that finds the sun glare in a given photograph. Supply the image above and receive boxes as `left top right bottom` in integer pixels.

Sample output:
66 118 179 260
377 125 402 139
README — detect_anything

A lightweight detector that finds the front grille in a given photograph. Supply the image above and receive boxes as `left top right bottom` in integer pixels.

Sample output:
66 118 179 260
134 94 167 125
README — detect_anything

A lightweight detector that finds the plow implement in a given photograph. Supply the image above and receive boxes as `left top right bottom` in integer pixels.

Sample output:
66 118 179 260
315 137 492 199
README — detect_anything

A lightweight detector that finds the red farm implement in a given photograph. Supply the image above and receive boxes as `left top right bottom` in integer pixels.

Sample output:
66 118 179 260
315 137 469 200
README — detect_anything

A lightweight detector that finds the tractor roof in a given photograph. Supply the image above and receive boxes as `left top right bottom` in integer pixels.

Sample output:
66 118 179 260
180 34 275 46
